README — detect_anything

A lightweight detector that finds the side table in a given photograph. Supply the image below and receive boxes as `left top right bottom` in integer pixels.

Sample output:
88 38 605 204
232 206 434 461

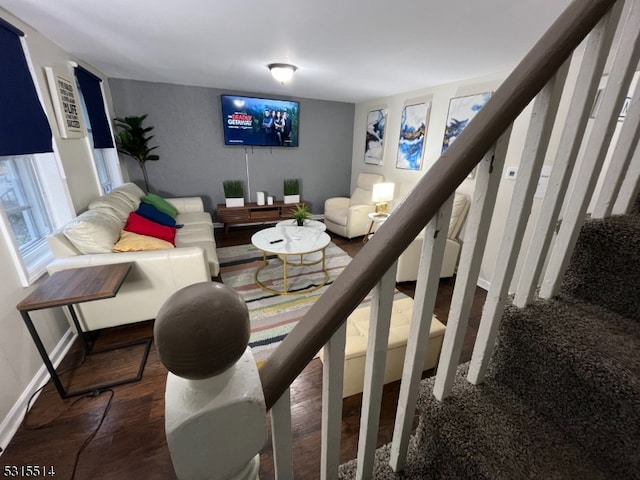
363 212 390 243
16 263 152 399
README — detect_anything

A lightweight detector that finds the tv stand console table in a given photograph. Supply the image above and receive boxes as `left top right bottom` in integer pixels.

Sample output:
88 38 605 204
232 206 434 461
217 201 305 234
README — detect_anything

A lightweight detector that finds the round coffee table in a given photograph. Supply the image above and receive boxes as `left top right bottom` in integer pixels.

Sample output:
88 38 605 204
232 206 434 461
251 225 331 295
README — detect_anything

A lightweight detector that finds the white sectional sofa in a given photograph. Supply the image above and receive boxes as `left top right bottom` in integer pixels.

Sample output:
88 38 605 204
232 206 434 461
46 183 218 332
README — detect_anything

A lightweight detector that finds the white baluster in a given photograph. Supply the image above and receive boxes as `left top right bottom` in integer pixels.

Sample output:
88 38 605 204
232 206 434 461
321 322 347 480
271 388 294 480
592 84 640 218
389 195 452 472
468 62 570 385
356 263 397 480
541 0 640 298
514 1 624 307
433 128 513 401
613 142 640 214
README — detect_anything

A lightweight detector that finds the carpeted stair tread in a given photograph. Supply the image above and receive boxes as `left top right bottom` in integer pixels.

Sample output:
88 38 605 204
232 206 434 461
338 364 610 479
489 294 640 477
561 213 640 320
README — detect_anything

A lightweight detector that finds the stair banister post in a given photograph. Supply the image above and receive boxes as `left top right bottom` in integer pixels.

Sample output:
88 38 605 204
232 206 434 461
154 282 267 480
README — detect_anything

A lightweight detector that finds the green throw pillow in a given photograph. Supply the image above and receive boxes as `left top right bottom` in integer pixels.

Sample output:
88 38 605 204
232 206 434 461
140 193 178 218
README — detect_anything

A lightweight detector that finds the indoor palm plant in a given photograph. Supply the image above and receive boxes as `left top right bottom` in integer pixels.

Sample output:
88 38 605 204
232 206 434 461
290 203 310 226
113 114 159 192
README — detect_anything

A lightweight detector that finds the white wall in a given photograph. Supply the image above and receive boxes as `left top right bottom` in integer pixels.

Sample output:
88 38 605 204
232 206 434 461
0 8 120 450
349 54 589 289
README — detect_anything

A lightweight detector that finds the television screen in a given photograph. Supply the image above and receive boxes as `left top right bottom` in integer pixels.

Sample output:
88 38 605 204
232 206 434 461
221 94 299 147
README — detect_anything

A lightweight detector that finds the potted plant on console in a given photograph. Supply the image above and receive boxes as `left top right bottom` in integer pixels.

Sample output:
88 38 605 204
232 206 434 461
290 203 311 226
283 178 300 204
223 180 245 207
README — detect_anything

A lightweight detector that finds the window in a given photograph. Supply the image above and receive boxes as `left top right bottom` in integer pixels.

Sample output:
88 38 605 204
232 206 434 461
76 85 121 194
0 153 73 286
0 19 74 286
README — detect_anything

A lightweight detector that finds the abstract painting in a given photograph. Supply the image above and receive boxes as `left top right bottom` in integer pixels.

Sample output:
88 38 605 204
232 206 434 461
442 92 491 153
396 102 431 171
364 109 387 165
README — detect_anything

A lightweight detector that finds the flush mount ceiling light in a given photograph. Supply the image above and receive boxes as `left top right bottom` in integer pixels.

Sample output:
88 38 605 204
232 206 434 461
268 63 297 84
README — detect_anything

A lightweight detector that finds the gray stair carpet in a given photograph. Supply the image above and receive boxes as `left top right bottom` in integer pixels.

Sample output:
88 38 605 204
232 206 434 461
339 212 640 479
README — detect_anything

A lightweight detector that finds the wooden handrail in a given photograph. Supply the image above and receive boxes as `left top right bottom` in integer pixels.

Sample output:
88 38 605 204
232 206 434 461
258 0 619 410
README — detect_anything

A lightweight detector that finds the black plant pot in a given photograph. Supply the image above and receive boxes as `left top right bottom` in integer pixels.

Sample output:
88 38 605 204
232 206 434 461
296 218 304 226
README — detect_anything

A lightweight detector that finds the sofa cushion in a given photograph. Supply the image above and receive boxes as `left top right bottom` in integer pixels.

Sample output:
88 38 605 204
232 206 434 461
124 212 177 244
112 182 144 204
112 230 175 252
136 202 177 227
89 194 133 223
141 193 178 218
63 210 122 254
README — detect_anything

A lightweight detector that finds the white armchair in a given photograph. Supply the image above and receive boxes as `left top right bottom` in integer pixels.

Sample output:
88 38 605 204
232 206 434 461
396 192 470 281
324 173 384 239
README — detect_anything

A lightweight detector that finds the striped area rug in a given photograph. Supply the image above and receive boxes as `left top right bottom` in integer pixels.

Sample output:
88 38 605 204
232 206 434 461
218 242 406 363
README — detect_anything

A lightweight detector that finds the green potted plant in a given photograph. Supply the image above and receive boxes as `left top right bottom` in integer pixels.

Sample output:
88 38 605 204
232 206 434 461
283 178 300 204
223 180 245 207
113 114 159 192
290 203 310 226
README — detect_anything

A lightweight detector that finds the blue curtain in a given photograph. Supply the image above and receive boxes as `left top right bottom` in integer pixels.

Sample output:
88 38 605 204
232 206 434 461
75 66 114 148
0 18 53 156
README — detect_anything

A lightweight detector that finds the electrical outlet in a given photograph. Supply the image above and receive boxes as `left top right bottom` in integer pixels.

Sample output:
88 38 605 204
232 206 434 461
505 166 518 180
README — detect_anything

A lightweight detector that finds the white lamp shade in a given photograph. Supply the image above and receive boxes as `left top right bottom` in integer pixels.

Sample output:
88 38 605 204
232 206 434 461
371 182 395 203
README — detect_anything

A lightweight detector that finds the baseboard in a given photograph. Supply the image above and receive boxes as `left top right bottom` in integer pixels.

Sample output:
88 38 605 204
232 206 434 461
477 276 491 291
0 328 76 455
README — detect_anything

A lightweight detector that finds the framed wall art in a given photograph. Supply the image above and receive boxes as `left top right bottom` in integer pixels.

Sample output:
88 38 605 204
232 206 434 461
364 108 387 165
44 66 84 139
396 101 431 171
442 92 491 154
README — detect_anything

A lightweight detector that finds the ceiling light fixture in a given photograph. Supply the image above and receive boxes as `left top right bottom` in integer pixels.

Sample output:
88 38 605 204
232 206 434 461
268 63 297 84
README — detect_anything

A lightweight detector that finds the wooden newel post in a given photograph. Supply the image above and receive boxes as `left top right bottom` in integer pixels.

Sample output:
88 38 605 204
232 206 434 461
154 282 267 480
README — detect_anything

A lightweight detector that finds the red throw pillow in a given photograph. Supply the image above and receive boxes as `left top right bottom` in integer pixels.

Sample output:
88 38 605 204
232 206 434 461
124 212 176 245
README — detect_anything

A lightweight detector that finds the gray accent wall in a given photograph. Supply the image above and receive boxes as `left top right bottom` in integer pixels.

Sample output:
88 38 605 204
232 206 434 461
108 79 355 217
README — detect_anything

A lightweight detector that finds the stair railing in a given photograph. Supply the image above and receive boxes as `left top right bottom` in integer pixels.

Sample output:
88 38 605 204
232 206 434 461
155 0 640 478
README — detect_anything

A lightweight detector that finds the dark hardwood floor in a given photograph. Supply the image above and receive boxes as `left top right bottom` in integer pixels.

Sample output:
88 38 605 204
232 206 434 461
1 224 486 479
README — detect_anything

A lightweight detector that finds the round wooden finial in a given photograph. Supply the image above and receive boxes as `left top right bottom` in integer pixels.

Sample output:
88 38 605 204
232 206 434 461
154 282 250 380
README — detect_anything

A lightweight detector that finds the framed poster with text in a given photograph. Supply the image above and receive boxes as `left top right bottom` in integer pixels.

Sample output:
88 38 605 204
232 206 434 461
44 66 84 139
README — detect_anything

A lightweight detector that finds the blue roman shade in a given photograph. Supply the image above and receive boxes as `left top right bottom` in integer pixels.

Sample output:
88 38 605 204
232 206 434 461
0 18 53 156
75 66 114 148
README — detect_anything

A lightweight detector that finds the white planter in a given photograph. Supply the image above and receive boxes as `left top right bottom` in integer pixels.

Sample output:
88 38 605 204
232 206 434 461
225 198 245 208
284 194 300 204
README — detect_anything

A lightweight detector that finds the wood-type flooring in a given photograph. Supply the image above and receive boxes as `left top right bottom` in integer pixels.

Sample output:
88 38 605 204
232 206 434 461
1 224 486 479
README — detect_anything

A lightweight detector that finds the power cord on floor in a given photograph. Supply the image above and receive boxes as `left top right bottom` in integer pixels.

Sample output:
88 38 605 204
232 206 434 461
70 389 114 480
14 349 117 478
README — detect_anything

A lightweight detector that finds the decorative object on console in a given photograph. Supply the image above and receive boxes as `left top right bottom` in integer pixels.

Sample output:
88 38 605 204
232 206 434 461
396 101 431 171
256 191 265 206
290 203 311 226
442 92 491 154
223 179 245 208
364 108 387 165
113 114 159 192
267 196 274 205
283 178 300 204
371 182 395 216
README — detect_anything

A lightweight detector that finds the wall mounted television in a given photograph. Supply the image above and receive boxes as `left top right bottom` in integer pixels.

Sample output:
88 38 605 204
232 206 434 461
221 94 299 147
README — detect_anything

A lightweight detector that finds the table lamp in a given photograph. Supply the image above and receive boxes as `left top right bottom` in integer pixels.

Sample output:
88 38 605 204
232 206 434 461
371 182 395 216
